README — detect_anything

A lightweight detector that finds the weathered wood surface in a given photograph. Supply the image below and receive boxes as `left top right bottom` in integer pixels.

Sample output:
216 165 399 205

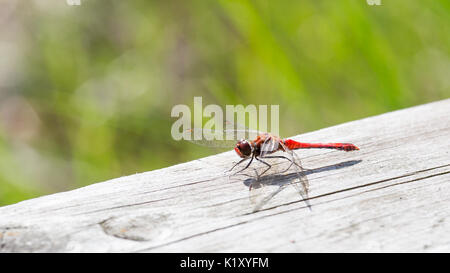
1 99 449 252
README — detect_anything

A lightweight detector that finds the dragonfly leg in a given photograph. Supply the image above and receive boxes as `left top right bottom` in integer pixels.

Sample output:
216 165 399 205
259 155 300 173
228 158 249 172
233 154 254 175
255 156 272 177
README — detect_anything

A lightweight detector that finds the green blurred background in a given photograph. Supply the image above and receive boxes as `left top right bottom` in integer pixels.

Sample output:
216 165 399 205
0 0 448 206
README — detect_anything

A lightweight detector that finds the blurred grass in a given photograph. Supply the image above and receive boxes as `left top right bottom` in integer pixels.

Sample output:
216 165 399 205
0 0 448 205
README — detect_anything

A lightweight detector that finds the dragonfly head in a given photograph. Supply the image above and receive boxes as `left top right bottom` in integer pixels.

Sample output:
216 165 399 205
235 139 252 158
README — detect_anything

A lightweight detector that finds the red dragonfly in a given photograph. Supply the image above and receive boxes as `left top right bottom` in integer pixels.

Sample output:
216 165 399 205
186 126 359 210
231 132 359 176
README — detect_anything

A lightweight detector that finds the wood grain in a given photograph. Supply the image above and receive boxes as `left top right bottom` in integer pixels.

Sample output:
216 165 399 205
1 99 449 252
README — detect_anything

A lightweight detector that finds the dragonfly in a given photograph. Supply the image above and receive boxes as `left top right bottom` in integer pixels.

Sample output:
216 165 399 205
186 125 359 211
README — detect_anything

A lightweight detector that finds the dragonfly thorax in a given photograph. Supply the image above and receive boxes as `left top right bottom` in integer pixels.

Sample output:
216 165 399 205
234 139 253 158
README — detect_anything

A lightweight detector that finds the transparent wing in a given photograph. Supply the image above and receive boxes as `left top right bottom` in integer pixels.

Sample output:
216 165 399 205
249 179 287 212
245 166 280 211
184 128 243 148
183 119 262 148
244 157 290 212
260 135 280 158
226 166 271 209
279 141 311 209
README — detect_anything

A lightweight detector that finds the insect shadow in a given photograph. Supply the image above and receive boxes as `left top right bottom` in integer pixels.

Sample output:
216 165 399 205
240 159 363 212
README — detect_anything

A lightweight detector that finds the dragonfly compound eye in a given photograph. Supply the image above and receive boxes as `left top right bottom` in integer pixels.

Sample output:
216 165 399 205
235 139 252 158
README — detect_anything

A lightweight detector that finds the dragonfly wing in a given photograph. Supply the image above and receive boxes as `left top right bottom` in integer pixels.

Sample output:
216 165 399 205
226 166 271 209
224 120 263 133
184 128 237 148
224 120 265 142
184 125 264 148
279 141 311 208
246 156 298 212
260 136 280 158
250 184 285 212
247 167 284 212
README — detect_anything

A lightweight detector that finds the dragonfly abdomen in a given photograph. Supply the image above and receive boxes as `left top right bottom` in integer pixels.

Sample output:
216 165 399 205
283 139 359 152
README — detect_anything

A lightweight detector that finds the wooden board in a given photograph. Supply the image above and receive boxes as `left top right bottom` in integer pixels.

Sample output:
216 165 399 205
1 99 449 252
